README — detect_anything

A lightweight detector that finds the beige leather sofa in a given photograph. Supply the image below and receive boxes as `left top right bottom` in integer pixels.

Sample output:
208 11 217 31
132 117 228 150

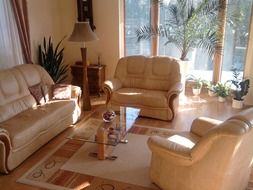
0 64 81 174
148 108 253 190
103 56 182 121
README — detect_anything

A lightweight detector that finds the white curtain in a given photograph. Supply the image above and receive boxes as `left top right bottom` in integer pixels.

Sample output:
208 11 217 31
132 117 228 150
0 0 23 69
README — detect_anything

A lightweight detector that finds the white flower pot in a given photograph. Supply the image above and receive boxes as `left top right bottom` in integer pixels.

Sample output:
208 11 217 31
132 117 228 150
232 99 244 109
192 88 201 96
218 96 226 102
208 90 216 97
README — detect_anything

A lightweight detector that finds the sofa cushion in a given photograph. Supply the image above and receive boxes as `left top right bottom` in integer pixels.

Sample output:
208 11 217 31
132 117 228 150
115 56 181 91
52 84 72 100
111 88 168 108
28 83 46 105
0 100 75 150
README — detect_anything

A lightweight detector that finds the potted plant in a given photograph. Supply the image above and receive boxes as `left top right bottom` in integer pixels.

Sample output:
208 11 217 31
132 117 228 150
206 81 217 97
38 36 68 84
186 75 206 96
214 82 231 102
229 69 250 108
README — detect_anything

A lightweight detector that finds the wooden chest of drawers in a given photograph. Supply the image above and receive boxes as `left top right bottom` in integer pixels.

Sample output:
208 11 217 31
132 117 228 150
71 62 105 96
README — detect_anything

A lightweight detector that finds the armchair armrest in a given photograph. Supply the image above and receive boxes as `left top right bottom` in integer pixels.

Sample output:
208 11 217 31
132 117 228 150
102 78 122 104
0 128 11 173
190 117 222 137
148 136 193 166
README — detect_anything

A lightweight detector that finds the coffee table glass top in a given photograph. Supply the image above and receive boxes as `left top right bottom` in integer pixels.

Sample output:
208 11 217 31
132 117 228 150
69 106 140 146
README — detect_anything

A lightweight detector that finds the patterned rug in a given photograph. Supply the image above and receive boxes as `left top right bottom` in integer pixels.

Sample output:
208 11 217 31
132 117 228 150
17 118 172 190
17 118 253 190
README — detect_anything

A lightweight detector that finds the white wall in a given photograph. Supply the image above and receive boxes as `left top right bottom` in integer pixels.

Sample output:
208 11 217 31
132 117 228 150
28 0 123 82
27 0 62 63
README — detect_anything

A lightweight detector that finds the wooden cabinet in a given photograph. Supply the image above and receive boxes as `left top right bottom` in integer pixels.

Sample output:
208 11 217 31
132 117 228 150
71 62 105 96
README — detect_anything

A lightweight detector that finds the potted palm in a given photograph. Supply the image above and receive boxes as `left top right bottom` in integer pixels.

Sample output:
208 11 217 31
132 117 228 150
215 82 231 102
136 0 224 61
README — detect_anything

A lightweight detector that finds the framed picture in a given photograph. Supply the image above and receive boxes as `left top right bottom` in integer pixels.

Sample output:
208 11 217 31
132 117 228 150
77 0 96 30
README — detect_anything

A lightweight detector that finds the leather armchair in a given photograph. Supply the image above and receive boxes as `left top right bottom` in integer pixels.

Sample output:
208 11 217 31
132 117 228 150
103 55 182 121
148 108 253 190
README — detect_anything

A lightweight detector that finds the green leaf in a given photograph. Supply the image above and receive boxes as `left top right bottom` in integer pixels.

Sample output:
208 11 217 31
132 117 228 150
37 36 68 83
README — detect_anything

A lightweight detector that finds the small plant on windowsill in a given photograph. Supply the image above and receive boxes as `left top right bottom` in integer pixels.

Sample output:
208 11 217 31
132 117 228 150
206 81 217 97
214 82 231 102
187 75 207 96
229 69 250 109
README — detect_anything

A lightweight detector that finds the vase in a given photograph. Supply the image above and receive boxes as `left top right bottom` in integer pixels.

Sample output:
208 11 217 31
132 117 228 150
232 99 243 109
179 60 191 95
192 88 201 96
218 96 226 102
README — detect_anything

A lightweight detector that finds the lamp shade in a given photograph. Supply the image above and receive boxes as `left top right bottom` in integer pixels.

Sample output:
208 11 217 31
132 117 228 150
68 22 98 42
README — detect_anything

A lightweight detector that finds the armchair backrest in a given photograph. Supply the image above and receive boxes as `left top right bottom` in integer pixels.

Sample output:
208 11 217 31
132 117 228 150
192 108 253 189
114 55 181 91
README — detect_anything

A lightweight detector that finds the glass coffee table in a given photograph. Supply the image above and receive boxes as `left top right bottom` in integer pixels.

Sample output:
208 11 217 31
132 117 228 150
69 106 140 160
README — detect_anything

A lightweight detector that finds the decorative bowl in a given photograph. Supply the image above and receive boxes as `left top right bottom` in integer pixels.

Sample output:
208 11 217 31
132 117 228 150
102 110 116 122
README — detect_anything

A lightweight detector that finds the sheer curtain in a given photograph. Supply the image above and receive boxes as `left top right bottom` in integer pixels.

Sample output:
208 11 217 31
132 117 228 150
0 0 23 69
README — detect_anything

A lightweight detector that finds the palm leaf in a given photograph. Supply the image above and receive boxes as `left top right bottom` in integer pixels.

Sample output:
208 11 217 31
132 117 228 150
38 36 68 83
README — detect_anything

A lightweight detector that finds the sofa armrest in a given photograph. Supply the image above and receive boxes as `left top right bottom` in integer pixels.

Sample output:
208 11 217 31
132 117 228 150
102 78 122 104
148 136 193 166
71 85 82 99
190 117 222 137
0 128 11 174
167 82 183 98
166 82 183 120
71 85 82 109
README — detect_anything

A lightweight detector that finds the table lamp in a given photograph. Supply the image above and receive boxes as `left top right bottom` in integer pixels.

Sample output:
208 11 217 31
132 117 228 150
69 22 98 111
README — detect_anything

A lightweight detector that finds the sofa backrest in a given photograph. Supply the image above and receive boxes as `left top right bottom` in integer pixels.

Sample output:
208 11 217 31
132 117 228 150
114 55 181 91
0 64 54 123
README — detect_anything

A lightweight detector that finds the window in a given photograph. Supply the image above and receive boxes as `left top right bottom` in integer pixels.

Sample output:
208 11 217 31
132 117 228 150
125 0 151 56
221 0 252 82
0 0 23 69
124 0 253 82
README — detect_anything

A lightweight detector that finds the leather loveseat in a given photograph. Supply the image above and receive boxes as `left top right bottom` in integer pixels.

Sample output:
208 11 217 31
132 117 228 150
148 108 253 190
0 64 81 173
102 56 182 121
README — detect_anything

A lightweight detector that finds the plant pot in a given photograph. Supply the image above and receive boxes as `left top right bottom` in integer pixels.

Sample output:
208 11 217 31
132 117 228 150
192 88 201 96
179 60 191 95
208 90 216 97
218 96 226 102
232 99 244 109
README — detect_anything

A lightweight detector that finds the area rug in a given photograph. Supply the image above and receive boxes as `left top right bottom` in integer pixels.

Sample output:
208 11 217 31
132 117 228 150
17 118 253 190
17 118 172 190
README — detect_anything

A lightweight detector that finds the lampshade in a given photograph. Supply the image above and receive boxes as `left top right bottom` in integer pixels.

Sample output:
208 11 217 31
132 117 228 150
68 22 98 42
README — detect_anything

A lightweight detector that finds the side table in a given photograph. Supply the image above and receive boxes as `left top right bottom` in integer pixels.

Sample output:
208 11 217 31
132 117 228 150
71 62 106 96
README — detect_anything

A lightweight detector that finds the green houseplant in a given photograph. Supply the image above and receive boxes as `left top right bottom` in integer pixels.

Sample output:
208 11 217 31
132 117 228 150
214 82 231 102
186 75 207 96
206 81 217 97
136 0 224 61
38 37 68 84
229 69 250 108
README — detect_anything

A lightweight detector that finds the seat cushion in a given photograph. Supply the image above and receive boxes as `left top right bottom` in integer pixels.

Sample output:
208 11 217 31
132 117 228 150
111 88 168 108
0 100 75 150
